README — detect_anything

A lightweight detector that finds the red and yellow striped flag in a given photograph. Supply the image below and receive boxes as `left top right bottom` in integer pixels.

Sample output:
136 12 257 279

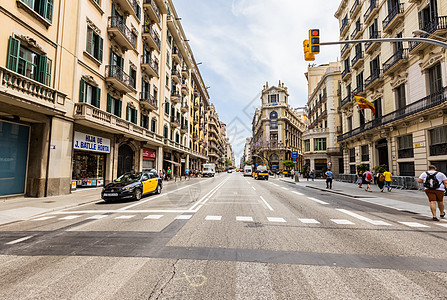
353 93 375 115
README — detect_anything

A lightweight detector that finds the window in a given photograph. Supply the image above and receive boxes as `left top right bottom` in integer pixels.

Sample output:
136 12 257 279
361 145 369 161
428 63 442 94
79 78 100 108
21 0 54 22
270 121 278 130
130 67 136 89
429 126 447 156
106 94 122 117
370 56 380 75
304 140 310 152
314 138 327 151
349 148 355 163
270 111 278 119
350 165 356 174
110 50 123 68
373 98 382 119
86 27 103 62
395 84 406 110
356 71 363 92
268 94 278 103
7 36 52 86
165 101 170 115
166 75 169 87
359 109 365 125
347 116 353 131
163 126 169 138
175 133 180 143
399 162 415 176
141 114 149 129
151 118 157 132
398 135 414 158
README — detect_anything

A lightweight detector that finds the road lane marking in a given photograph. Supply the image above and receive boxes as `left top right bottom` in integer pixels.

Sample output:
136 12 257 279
292 191 304 196
437 224 447 228
60 215 81 220
86 215 108 220
176 215 193 220
252 186 256 191
298 218 320 224
32 216 56 221
399 222 429 228
259 196 274 211
205 216 222 221
6 235 34 245
236 216 253 222
189 177 230 211
267 217 286 223
336 209 391 226
307 197 329 205
246 181 251 185
281 187 289 190
331 219 355 225
115 215 135 219
272 184 279 187
144 215 164 219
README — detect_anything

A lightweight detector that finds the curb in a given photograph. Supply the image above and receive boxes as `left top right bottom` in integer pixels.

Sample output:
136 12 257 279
279 179 296 185
305 185 355 198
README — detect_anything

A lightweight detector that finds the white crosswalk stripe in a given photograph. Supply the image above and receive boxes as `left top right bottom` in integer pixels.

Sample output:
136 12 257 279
236 216 253 222
307 197 329 205
86 215 108 220
267 217 286 223
292 191 304 196
114 215 135 220
399 222 430 228
175 215 193 220
205 215 222 221
32 216 55 221
59 215 81 220
331 219 355 225
144 215 164 220
437 223 447 228
298 218 320 224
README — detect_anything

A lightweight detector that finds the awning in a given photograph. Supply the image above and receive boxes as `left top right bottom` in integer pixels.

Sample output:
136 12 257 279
164 159 181 166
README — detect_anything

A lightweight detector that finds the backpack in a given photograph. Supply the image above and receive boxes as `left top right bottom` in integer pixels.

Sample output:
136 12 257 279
424 172 440 190
378 174 385 182
366 172 372 181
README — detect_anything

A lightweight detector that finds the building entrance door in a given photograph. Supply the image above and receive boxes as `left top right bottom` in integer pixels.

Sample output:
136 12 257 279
118 144 134 176
376 139 389 169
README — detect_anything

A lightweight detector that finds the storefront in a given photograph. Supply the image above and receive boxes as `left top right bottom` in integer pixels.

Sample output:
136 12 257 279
72 131 110 188
142 148 156 172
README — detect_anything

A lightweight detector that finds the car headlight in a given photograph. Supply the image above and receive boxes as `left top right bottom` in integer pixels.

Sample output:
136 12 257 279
122 186 134 191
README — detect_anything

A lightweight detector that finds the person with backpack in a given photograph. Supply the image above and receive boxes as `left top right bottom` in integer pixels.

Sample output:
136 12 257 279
418 165 447 221
377 170 385 192
325 169 333 189
364 169 373 192
383 169 393 192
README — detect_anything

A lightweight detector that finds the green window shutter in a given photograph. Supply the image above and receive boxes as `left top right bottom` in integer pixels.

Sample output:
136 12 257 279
126 106 130 121
107 94 112 113
44 0 54 22
94 87 101 108
133 108 138 124
98 36 103 62
79 78 85 103
86 27 93 55
7 36 20 72
117 100 122 117
136 5 141 20
23 0 34 7
38 56 48 85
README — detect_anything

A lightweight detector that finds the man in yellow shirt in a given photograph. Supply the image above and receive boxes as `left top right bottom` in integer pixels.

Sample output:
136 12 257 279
383 169 392 192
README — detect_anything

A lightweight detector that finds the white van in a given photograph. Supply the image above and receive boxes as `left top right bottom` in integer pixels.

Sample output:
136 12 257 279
243 166 253 177
202 164 216 177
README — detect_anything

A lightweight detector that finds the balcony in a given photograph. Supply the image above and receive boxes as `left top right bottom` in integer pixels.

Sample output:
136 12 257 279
140 92 158 111
180 123 188 133
382 49 408 75
365 69 383 89
410 16 447 53
171 69 181 83
341 95 352 109
193 117 198 124
382 3 404 33
181 83 189 96
170 90 181 103
351 51 364 69
352 84 364 96
105 65 135 93
115 0 140 19
340 17 349 36
341 43 351 59
350 24 363 40
0 65 67 114
350 0 361 18
172 47 183 64
141 55 159 78
170 116 180 127
107 17 137 51
153 0 168 14
365 31 381 54
341 67 351 81
182 67 189 78
193 103 199 111
338 86 447 142
142 24 161 52
143 0 161 23
181 103 189 113
364 1 378 24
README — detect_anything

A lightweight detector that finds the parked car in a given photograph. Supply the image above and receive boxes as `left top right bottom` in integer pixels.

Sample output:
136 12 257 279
253 169 269 180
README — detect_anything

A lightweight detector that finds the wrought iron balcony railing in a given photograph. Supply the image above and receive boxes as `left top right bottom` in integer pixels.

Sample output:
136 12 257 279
351 51 364 67
141 55 158 75
140 92 158 108
364 0 377 22
382 3 404 30
365 69 382 88
410 16 447 51
144 0 161 20
342 67 351 79
340 17 349 35
351 24 363 40
350 0 360 17
383 49 408 74
105 65 135 90
142 24 161 49
108 16 137 49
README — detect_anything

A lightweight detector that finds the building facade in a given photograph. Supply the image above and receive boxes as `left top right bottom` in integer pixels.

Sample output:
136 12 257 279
251 81 306 171
206 104 227 170
335 0 447 176
0 0 227 198
304 62 343 176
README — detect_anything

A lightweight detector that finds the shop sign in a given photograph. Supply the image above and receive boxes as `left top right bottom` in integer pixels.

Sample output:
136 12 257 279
414 142 425 148
143 148 156 161
74 132 110 153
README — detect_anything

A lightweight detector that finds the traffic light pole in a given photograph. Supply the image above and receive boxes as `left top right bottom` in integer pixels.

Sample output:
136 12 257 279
320 37 447 49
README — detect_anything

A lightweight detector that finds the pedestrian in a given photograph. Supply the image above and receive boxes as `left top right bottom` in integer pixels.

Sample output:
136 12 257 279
185 168 189 178
364 169 373 192
311 170 315 181
306 169 310 181
418 165 447 221
377 170 385 192
325 169 333 189
291 169 295 180
356 170 363 188
383 169 393 192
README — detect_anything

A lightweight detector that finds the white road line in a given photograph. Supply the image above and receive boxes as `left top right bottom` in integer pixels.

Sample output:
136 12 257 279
307 197 329 205
331 219 355 225
272 184 279 187
115 215 135 219
189 177 230 211
298 218 320 224
259 196 274 211
86 215 108 220
437 224 447 228
336 209 391 226
32 216 56 221
246 181 251 185
267 217 286 223
399 222 430 228
236 216 253 222
281 187 289 190
205 215 222 221
49 209 199 214
144 215 164 219
291 191 304 196
60 215 81 220
175 215 193 220
252 186 256 191
6 235 34 245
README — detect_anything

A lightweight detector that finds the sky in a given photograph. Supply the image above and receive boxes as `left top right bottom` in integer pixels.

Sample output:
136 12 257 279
174 0 342 165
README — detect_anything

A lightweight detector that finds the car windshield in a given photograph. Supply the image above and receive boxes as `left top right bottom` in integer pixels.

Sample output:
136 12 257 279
115 172 142 183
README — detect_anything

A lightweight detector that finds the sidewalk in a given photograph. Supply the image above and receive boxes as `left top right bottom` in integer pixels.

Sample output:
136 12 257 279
278 177 433 216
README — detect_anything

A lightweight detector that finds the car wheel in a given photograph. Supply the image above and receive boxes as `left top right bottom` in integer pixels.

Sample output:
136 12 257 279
155 184 161 194
134 188 142 200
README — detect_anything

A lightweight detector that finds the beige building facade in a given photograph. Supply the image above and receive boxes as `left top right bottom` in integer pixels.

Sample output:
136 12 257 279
335 0 447 177
304 62 343 176
251 81 306 171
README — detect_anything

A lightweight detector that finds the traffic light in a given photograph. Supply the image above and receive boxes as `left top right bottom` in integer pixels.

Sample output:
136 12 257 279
303 39 315 61
309 29 320 54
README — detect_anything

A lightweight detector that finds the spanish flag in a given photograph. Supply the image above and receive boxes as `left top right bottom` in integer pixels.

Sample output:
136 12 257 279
354 93 375 115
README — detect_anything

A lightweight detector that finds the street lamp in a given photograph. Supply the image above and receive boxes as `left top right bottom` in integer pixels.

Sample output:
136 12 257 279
412 29 447 42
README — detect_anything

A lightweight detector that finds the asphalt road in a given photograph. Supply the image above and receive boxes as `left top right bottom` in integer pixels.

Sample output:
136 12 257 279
1 172 447 299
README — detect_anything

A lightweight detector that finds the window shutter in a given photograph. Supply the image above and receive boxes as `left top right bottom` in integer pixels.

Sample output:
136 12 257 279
98 36 103 62
137 5 141 20
38 56 48 85
117 100 122 117
86 27 93 55
7 36 20 72
44 0 54 23
107 94 112 113
79 78 85 103
133 108 138 124
126 106 130 121
94 87 101 108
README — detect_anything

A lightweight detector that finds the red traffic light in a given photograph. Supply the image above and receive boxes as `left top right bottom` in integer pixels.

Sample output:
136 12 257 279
311 30 319 36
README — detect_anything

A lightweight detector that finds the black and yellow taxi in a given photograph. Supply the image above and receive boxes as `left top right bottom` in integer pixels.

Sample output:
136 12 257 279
253 169 269 180
101 171 162 202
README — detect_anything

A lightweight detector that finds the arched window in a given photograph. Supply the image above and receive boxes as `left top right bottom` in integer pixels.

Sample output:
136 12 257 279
151 118 157 132
270 111 278 129
270 111 278 119
163 125 169 138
